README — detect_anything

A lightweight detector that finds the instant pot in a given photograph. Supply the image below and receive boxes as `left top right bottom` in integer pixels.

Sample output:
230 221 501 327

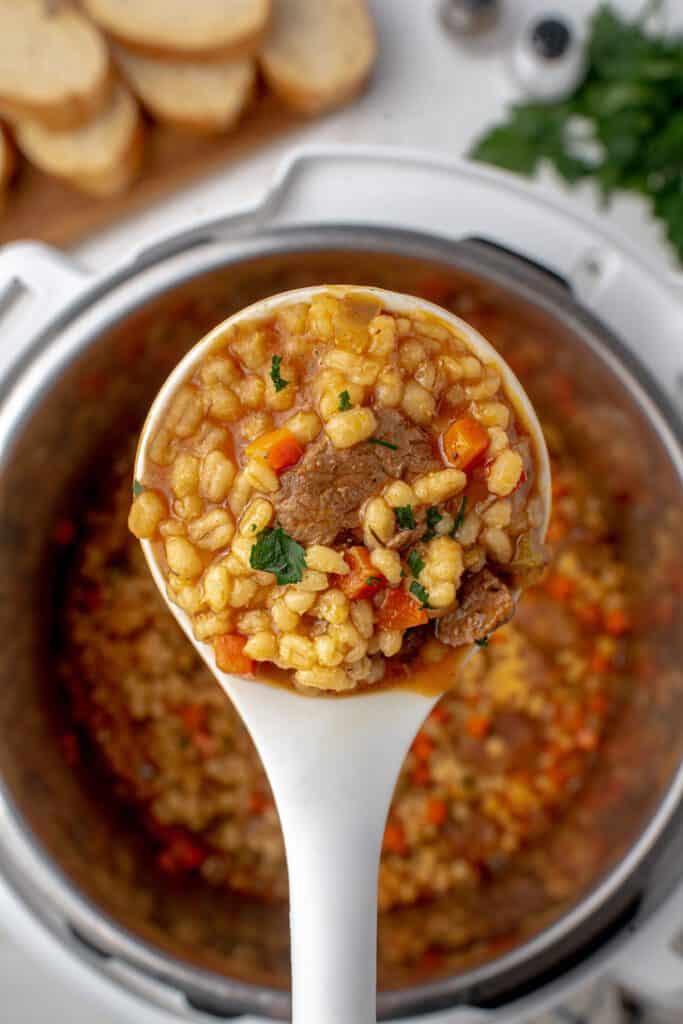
0 147 681 1023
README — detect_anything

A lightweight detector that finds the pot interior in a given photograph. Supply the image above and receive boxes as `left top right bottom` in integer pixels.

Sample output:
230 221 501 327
0 241 681 1015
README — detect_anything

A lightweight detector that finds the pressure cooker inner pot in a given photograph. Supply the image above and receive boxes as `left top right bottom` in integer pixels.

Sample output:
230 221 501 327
0 241 681 1011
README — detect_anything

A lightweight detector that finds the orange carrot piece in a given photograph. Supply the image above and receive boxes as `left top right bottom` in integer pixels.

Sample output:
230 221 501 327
545 574 575 601
442 416 490 471
245 428 303 472
604 609 632 636
412 733 434 762
338 546 386 600
383 822 407 855
466 714 491 739
214 634 254 675
425 797 448 826
376 588 429 631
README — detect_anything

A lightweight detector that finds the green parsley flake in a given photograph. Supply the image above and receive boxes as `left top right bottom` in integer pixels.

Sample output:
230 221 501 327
250 526 306 585
423 506 442 540
407 550 424 578
475 636 489 648
132 479 145 497
452 495 468 535
366 576 384 586
338 390 352 411
409 581 430 608
395 505 415 531
269 355 289 393
368 437 398 451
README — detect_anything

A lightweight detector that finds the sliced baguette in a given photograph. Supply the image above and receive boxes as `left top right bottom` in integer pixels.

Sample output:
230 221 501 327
0 124 16 192
82 0 271 60
15 83 143 197
260 0 377 116
114 46 256 133
0 0 111 130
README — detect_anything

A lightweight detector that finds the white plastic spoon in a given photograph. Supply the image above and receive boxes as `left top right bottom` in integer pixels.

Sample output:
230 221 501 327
135 286 551 1024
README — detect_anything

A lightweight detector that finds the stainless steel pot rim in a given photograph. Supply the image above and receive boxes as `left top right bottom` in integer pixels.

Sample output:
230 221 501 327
0 222 681 1019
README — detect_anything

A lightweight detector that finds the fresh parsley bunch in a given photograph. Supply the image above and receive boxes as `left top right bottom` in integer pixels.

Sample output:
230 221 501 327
470 4 683 261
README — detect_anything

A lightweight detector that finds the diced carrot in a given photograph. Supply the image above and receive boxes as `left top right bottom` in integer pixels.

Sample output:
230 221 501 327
412 733 434 762
336 546 386 600
442 416 490 471
248 791 271 815
193 731 219 758
604 609 632 636
382 822 407 856
589 650 611 675
178 703 206 734
158 834 206 874
546 518 567 544
588 693 609 716
575 603 602 629
412 764 432 787
376 588 429 631
245 428 303 472
576 727 599 752
545 574 575 601
425 797 448 826
429 704 451 724
214 634 254 675
466 714 491 739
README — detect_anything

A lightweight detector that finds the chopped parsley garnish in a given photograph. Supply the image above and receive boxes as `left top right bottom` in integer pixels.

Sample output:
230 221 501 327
409 581 430 608
407 550 424 578
132 479 145 497
338 389 352 411
269 354 289 393
368 437 398 451
250 526 306 585
452 495 468 534
366 576 384 586
395 505 415 531
475 636 489 648
423 506 442 540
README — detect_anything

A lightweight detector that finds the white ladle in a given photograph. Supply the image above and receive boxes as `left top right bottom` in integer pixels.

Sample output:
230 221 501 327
135 286 551 1024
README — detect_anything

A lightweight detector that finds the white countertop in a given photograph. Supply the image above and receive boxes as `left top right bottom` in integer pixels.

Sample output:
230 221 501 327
2 0 681 1019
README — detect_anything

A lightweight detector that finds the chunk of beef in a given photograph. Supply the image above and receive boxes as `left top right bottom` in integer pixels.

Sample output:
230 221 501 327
437 568 514 647
273 409 440 545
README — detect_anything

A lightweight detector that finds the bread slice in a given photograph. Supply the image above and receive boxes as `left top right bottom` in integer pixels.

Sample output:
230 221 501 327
0 124 16 192
82 0 271 60
260 0 377 116
0 0 111 130
114 46 256 133
15 83 143 197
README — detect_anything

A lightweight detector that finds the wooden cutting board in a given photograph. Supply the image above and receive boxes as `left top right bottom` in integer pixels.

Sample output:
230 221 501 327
0 94 303 248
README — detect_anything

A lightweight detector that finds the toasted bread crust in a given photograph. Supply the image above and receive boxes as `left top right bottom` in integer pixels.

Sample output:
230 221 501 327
260 0 376 116
83 0 271 61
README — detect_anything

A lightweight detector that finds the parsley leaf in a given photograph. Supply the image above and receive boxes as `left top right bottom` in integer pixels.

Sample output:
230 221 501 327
132 479 145 497
452 496 468 535
423 506 442 540
368 437 398 451
409 581 430 608
470 3 683 263
366 576 384 586
395 505 415 531
407 550 424 578
269 355 289 393
338 390 352 411
250 526 306 585
475 636 489 648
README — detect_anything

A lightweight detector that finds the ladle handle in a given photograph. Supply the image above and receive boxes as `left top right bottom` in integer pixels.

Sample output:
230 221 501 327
280 801 384 1024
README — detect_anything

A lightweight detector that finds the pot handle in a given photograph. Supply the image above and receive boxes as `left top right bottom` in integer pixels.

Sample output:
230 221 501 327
610 884 683 1010
0 242 88 367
